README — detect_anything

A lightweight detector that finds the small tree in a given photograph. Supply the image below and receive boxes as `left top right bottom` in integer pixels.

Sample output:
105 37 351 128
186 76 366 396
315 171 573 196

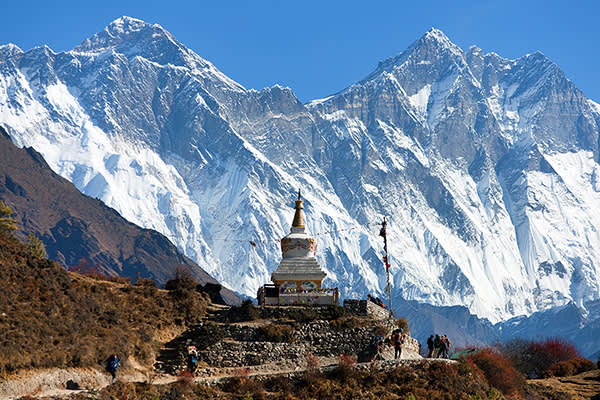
0 200 17 235
26 233 46 258
165 266 198 290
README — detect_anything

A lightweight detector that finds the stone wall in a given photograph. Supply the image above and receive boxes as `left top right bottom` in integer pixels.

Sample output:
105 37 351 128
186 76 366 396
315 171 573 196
193 318 421 368
155 304 422 373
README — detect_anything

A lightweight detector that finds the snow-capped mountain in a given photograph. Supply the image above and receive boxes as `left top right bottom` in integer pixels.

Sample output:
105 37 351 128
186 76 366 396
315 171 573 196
1 18 599 325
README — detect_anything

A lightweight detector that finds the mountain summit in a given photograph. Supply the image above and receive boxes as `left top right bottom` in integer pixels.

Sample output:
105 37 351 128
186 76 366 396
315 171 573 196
1 19 599 335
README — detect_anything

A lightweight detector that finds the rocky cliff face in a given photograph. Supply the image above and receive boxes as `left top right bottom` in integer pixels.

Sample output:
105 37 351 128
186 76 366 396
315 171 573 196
1 18 599 329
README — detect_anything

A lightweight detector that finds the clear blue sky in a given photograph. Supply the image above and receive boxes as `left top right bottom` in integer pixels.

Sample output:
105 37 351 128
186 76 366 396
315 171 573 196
2 0 598 103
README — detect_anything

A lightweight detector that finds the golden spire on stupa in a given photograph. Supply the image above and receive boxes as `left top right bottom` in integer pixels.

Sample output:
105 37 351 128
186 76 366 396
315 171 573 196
291 189 305 228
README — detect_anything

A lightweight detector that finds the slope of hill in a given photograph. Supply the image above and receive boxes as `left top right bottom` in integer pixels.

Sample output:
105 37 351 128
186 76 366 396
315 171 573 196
0 126 240 304
0 225 209 375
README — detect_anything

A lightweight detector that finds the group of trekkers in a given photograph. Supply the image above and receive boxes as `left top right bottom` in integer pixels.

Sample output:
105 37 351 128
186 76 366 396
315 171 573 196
426 334 451 358
371 328 406 360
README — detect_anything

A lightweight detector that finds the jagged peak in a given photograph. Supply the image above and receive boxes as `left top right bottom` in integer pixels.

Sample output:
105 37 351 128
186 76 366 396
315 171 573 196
416 28 463 55
360 28 464 85
0 43 23 53
72 16 178 55
467 45 483 55
0 43 23 61
422 28 451 43
107 16 148 35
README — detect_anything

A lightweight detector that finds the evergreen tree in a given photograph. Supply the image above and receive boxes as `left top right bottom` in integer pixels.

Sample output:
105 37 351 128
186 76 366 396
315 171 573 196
26 233 47 258
0 200 17 235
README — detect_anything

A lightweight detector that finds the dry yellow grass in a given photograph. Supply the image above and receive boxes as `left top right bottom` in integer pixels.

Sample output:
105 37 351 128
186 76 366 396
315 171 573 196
528 369 600 400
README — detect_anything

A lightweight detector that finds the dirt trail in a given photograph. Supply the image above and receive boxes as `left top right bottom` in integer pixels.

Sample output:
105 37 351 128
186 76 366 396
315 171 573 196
0 351 428 399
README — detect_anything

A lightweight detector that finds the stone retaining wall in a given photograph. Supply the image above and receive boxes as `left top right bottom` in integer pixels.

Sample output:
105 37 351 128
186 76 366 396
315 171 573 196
197 318 420 368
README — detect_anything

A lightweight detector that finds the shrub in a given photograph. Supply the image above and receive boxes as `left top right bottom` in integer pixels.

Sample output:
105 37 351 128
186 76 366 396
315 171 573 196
256 323 295 343
287 308 319 323
225 368 265 398
222 300 259 322
396 317 409 335
500 337 581 378
164 266 198 290
135 277 157 287
304 352 321 382
330 316 370 331
466 348 525 396
542 357 597 378
333 354 358 380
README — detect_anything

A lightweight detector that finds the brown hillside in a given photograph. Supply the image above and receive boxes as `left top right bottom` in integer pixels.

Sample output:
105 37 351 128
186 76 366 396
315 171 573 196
0 229 209 375
528 369 600 400
0 125 238 304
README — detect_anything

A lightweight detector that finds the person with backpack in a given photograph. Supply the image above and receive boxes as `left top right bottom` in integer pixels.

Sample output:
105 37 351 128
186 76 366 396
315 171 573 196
105 353 120 384
187 345 198 376
439 335 448 358
441 335 451 358
391 329 403 359
427 334 434 358
433 334 441 358
370 335 385 360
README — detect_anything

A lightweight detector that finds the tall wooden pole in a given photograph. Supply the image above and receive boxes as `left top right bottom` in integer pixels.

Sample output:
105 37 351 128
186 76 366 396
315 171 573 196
380 216 392 317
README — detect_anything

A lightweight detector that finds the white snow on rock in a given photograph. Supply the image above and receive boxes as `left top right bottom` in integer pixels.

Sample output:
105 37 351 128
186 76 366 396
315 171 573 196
1 19 600 326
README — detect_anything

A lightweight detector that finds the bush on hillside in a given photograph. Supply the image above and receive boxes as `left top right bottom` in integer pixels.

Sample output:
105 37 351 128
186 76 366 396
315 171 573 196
500 337 581 378
221 300 260 322
256 323 295 343
542 357 597 378
465 348 525 396
164 266 198 290
396 317 409 335
134 276 157 287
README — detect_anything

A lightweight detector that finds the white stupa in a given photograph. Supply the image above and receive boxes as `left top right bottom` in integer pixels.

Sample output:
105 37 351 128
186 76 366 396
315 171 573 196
271 190 326 291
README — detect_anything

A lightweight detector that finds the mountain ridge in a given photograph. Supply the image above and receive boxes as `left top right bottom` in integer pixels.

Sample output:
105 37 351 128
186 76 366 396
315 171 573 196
1 17 599 338
0 125 240 305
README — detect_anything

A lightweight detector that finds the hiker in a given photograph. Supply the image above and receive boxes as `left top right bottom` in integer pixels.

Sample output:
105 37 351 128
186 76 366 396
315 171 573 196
105 353 120 384
427 334 434 358
367 294 376 305
370 335 385 360
440 335 451 358
433 334 441 358
187 345 198 375
439 335 448 358
391 329 403 359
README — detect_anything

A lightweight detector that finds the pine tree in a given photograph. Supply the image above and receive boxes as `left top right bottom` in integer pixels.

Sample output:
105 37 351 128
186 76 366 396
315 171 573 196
26 233 47 258
0 200 17 235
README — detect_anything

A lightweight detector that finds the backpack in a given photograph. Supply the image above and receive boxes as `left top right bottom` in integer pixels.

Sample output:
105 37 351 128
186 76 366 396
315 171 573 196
105 355 119 372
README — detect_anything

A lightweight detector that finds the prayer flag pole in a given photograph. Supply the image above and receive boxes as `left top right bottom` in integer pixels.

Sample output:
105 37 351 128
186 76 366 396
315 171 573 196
379 216 392 317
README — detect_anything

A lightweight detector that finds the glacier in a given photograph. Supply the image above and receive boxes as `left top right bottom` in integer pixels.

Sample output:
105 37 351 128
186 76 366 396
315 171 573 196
1 18 599 325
